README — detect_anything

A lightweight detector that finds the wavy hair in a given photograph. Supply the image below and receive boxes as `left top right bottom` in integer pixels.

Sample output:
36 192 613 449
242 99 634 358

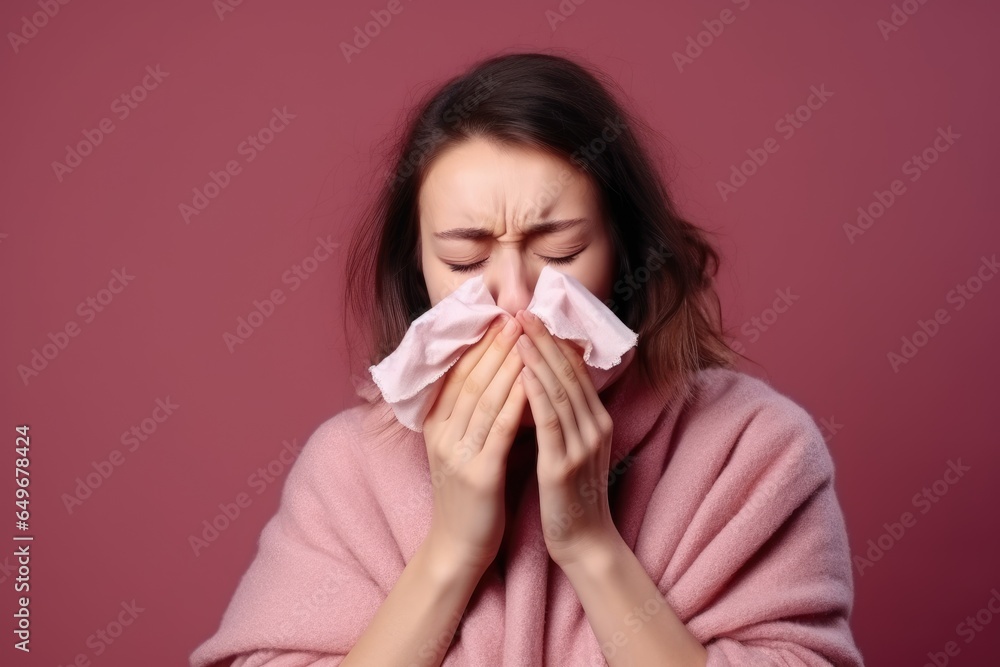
344 49 741 412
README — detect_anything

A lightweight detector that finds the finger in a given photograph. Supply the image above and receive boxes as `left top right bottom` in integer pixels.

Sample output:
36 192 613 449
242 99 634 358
463 342 525 455
448 314 523 436
519 364 566 462
551 336 608 429
517 329 578 460
517 314 588 455
425 314 509 426
479 368 529 468
517 313 593 427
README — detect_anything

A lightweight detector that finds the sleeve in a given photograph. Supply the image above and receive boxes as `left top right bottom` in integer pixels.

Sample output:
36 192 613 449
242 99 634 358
189 412 389 667
700 481 864 666
229 650 343 667
679 392 865 666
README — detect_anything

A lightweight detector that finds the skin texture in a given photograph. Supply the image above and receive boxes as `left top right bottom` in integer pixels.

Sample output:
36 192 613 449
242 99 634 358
342 137 708 666
417 135 618 431
412 137 707 666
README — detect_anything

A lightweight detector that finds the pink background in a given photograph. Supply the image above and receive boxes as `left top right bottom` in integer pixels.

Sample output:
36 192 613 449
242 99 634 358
2 0 998 665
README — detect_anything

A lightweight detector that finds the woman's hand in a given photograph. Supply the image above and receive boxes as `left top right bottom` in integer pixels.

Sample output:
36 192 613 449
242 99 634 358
421 313 528 574
514 309 621 569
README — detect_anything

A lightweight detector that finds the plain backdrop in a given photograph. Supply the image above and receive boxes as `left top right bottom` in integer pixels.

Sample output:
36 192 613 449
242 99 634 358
2 0 998 665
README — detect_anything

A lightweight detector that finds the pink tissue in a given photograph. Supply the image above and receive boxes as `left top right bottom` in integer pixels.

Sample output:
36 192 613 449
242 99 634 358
368 265 639 432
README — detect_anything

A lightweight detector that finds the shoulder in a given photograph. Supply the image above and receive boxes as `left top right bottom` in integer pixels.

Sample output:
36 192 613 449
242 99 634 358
689 366 810 417
288 392 423 483
688 366 825 438
301 403 370 452
683 366 834 480
283 403 382 491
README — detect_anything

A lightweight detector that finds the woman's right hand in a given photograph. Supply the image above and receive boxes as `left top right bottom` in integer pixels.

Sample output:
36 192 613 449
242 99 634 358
421 313 528 574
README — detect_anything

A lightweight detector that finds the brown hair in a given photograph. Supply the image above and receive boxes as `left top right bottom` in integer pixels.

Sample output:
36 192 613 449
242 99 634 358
344 49 741 412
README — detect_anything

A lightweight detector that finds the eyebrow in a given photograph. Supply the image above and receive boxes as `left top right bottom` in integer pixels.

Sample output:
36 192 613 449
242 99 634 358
433 217 588 241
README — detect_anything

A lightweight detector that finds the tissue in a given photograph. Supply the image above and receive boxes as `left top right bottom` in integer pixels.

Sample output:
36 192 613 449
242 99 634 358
368 265 638 432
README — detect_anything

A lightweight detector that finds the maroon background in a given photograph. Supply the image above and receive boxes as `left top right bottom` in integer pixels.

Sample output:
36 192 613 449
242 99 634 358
2 0 998 665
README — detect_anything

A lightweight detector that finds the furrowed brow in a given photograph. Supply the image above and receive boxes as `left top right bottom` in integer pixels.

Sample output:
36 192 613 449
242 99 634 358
433 217 587 241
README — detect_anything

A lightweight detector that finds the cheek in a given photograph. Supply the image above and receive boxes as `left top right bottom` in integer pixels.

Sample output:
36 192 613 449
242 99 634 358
425 264 481 308
572 248 615 302
423 264 455 307
420 242 454 306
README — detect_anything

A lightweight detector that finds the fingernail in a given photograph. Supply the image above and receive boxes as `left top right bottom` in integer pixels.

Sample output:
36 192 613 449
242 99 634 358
502 317 517 336
524 310 537 322
518 334 533 350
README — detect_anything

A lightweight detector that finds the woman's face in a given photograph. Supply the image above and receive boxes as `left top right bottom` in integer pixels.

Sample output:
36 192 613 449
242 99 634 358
417 136 616 428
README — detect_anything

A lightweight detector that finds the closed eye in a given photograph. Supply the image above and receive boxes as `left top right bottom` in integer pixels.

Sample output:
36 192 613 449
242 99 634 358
446 249 584 274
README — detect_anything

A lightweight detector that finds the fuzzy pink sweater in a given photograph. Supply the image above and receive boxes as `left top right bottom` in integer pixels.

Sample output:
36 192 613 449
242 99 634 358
190 365 863 666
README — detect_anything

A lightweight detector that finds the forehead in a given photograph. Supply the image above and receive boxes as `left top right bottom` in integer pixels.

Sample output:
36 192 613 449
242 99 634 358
417 137 599 235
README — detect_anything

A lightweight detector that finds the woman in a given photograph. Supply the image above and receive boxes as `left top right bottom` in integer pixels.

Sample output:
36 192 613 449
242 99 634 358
190 51 863 666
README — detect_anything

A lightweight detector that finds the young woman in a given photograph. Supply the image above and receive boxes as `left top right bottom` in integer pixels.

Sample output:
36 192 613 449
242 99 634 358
191 51 863 667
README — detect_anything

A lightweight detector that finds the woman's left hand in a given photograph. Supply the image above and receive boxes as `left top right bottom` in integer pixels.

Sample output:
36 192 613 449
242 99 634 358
514 309 621 569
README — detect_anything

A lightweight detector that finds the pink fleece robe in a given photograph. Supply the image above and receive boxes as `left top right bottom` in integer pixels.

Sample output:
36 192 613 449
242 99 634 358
190 364 864 666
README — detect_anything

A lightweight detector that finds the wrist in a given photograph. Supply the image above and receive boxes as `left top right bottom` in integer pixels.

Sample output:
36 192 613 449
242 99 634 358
554 529 627 576
419 530 493 585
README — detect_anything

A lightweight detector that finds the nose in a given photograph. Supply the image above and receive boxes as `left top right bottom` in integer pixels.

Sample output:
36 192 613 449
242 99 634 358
484 249 535 316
